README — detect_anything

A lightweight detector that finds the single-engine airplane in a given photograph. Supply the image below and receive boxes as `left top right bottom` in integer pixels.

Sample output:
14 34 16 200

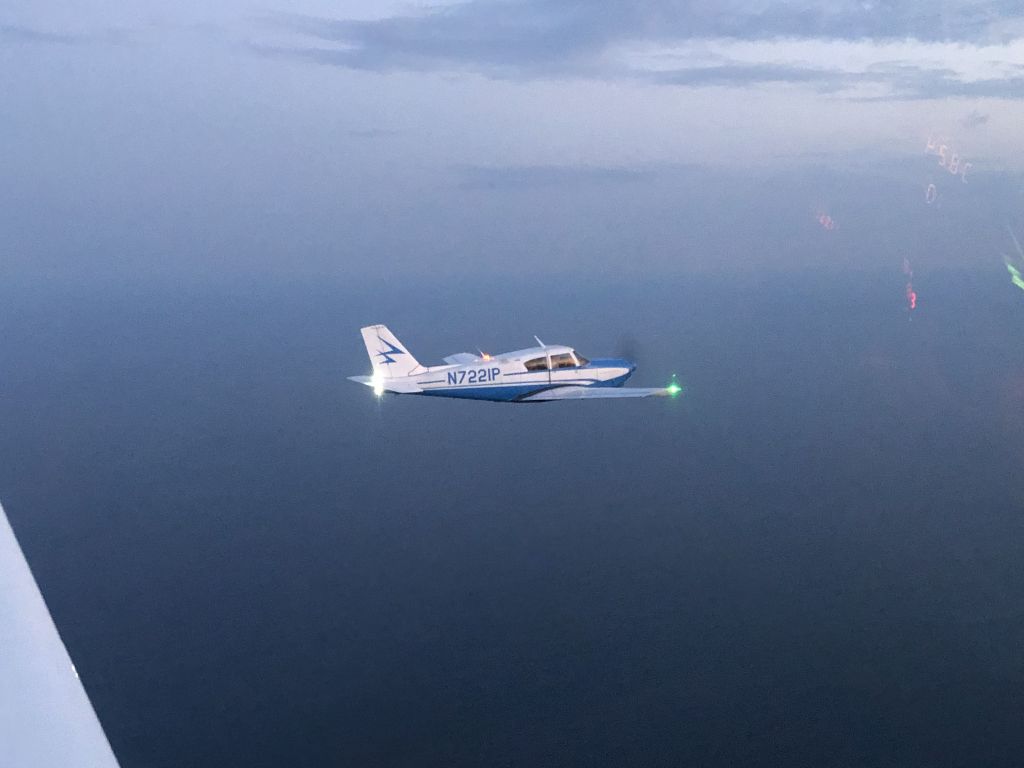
349 325 681 402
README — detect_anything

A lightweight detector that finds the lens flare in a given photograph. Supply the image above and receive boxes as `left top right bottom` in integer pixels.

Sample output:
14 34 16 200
903 258 917 313
1005 257 1024 291
1002 227 1024 293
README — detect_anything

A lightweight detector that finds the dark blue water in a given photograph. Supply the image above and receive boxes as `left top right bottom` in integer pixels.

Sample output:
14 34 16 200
3 270 1024 766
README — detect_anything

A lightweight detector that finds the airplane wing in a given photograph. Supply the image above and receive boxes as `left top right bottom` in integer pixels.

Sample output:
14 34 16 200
442 353 481 365
0 501 121 767
522 386 673 401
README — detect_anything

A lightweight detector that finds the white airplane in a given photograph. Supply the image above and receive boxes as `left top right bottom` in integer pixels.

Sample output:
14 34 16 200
349 325 681 402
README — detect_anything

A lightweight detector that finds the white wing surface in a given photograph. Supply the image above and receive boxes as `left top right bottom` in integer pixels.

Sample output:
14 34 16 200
522 386 673 401
442 353 481 365
0 501 121 768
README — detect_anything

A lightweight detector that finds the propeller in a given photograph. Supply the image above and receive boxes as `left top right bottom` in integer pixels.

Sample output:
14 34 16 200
613 332 643 366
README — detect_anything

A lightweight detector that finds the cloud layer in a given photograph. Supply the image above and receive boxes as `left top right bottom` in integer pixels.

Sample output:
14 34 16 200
259 0 1024 99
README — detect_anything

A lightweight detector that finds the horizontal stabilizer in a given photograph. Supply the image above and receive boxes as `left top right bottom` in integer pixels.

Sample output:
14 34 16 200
522 386 673 402
347 376 422 394
442 353 481 365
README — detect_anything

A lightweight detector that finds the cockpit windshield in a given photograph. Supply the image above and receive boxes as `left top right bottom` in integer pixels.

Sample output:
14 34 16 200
550 353 577 369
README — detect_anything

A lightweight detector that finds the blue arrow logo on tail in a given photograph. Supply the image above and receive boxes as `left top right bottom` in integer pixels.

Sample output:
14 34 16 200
376 337 405 365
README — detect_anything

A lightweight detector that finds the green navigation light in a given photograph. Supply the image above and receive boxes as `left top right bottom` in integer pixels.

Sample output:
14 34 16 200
666 376 683 397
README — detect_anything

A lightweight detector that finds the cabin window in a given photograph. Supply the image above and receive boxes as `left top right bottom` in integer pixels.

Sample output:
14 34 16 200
550 353 576 369
574 353 590 366
524 356 549 371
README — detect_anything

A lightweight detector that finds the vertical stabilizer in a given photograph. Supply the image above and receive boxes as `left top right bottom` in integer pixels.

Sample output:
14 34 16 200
360 325 423 377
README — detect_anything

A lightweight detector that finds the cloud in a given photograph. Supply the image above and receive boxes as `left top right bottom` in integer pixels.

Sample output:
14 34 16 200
873 70 1024 100
962 109 991 127
254 1 1024 100
0 23 79 45
345 128 402 139
650 63 850 90
457 164 656 190
0 22 131 48
272 0 1023 69
260 4 609 78
639 60 1024 100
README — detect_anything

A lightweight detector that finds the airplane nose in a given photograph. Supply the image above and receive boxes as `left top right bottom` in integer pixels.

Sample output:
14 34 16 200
590 358 635 380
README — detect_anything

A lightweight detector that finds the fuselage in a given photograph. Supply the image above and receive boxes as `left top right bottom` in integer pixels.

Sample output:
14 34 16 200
382 345 635 402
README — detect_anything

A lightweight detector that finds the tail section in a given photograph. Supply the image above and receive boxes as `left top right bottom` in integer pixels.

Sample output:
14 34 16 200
360 325 423 377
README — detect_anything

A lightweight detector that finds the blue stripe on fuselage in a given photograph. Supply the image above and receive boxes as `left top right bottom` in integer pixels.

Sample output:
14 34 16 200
418 383 547 402
412 361 634 402
415 373 633 402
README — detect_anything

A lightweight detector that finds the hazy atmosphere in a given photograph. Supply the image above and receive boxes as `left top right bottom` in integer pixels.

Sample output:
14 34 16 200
5 0 1024 279
3 2 1024 766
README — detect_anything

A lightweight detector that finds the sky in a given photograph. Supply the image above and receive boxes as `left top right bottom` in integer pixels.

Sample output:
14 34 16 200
3 0 1024 281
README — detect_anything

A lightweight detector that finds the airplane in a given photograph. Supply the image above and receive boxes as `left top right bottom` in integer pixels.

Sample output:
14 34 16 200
349 325 682 403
